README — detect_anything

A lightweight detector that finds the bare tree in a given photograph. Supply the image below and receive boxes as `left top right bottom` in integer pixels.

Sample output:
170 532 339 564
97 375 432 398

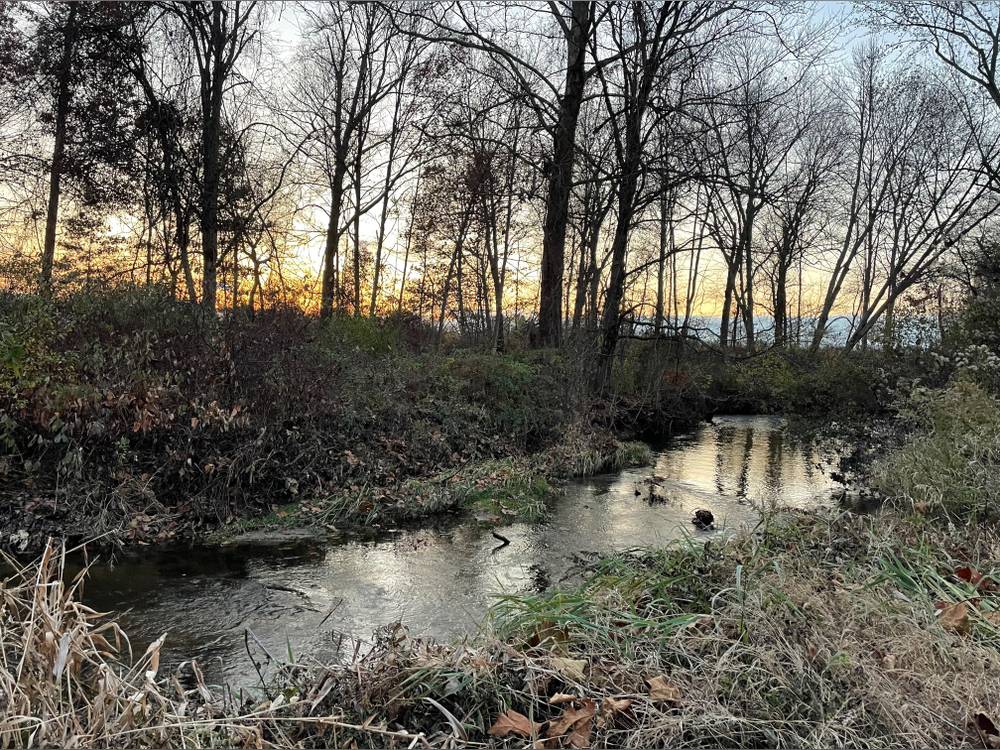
170 0 261 310
595 1 737 389
395 2 616 346
293 2 421 318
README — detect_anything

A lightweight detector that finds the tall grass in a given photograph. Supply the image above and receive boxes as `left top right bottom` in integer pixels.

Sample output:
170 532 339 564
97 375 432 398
876 380 1000 517
5 510 1000 749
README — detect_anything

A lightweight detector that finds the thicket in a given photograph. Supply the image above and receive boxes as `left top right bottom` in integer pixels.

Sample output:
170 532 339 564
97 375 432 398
1 286 909 549
0 288 581 545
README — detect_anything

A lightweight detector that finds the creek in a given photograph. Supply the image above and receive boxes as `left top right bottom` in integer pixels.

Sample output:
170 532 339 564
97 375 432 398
76 415 844 686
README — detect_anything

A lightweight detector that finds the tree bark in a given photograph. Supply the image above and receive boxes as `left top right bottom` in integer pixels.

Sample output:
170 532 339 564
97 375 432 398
538 2 592 347
40 4 78 292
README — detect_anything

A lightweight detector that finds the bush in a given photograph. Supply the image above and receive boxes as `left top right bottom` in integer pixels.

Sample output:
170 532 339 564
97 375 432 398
316 312 401 356
707 349 884 415
431 352 571 446
875 379 1000 516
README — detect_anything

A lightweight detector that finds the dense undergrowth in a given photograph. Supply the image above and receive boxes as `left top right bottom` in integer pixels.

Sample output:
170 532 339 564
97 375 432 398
5 287 1000 747
0 289 653 550
0 287 891 552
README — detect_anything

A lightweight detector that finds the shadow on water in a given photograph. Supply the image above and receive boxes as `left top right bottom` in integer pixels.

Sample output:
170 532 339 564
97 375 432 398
72 415 844 686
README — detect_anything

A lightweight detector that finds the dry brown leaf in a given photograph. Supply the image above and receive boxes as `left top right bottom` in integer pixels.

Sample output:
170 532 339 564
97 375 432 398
550 657 587 682
598 696 634 727
647 675 682 703
956 566 983 585
983 611 1000 627
489 709 542 739
939 601 971 634
549 692 578 705
602 697 633 715
548 698 596 749
685 615 714 631
529 620 569 648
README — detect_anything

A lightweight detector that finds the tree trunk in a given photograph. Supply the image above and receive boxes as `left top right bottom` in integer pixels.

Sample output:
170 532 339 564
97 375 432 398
538 2 592 347
719 261 738 347
320 157 350 319
596 123 642 391
739 202 757 351
199 4 227 312
654 192 668 335
40 5 78 292
774 259 788 348
436 242 459 345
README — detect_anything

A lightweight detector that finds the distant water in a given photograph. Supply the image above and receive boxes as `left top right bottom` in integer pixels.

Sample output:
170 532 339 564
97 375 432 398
635 314 938 348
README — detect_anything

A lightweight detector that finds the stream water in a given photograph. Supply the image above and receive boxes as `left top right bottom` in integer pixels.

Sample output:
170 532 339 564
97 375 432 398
75 415 843 686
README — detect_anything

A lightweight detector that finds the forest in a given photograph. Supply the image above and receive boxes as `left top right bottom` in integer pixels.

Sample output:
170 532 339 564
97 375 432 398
3 1 1000 748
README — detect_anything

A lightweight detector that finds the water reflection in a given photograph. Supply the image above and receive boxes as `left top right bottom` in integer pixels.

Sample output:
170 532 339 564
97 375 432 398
77 415 840 685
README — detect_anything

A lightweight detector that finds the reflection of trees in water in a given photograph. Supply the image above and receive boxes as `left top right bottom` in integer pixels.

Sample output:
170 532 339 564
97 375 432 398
708 421 816 505
737 426 754 498
765 428 785 505
711 423 756 499
713 425 735 496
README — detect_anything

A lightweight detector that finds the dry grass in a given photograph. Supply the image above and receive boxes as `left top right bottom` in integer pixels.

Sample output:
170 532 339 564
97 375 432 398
338 510 1000 749
4 511 1000 748
0 544 179 747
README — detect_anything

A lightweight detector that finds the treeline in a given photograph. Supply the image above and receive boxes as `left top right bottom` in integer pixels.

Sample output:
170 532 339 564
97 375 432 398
2 2 1000 384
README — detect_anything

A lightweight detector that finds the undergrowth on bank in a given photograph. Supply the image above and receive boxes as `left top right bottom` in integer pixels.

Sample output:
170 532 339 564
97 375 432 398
4 508 1000 749
876 379 1000 518
1 287 893 552
0 289 606 549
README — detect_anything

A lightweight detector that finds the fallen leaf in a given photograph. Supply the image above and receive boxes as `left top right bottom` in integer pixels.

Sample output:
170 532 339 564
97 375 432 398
550 657 587 682
685 615 714 631
939 601 970 635
488 709 542 739
547 698 596 748
601 697 633 717
549 692 578 705
528 620 568 648
647 675 682 703
956 566 984 585
981 611 1000 628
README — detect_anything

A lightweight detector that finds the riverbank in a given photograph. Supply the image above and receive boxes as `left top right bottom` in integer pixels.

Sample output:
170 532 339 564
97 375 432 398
0 288 887 554
5 343 999 747
40 415 840 691
5 504 999 749
0 290 684 553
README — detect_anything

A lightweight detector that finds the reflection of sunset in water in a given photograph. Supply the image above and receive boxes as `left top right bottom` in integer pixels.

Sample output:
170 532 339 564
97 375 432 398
77 416 841 686
641 415 831 509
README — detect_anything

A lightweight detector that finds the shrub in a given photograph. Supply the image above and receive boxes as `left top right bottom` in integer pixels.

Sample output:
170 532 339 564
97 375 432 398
875 379 1000 517
432 352 571 446
316 312 400 356
707 349 883 415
